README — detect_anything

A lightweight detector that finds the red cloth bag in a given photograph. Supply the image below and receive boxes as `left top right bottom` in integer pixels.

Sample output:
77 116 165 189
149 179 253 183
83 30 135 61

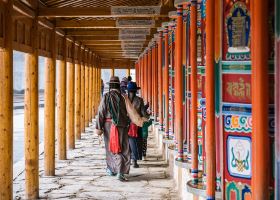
128 123 138 138
109 124 121 154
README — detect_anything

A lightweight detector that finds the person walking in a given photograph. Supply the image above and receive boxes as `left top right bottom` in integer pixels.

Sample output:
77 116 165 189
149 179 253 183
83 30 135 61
95 76 130 181
127 82 149 167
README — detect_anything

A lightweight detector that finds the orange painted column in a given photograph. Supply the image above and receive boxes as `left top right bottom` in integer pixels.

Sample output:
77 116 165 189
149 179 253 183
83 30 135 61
145 52 148 102
175 5 184 161
143 54 146 100
251 0 270 199
205 0 216 198
148 48 152 105
190 0 198 184
154 41 158 119
151 45 154 114
158 31 163 131
163 24 170 138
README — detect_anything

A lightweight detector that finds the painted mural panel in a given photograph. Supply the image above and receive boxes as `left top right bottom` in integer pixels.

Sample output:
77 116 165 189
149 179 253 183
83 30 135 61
222 1 252 199
222 74 251 104
223 0 251 61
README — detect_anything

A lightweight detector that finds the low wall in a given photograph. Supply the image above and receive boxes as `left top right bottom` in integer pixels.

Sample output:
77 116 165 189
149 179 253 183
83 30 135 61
152 125 205 200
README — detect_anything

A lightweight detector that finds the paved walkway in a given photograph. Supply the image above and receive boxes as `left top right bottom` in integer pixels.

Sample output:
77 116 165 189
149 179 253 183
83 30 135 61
14 122 179 200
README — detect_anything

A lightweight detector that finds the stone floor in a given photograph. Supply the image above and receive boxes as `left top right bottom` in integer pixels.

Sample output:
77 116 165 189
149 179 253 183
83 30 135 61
14 122 179 200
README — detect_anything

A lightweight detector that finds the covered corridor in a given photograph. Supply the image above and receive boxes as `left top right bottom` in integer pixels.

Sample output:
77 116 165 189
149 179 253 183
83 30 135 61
0 0 280 200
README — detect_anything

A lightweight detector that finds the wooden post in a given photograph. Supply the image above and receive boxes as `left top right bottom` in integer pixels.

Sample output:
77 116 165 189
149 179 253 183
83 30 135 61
127 68 130 76
175 5 184 161
205 0 216 198
85 64 89 127
158 31 163 131
25 53 39 199
163 25 169 138
111 68 115 77
80 63 85 132
251 0 270 199
75 61 81 140
92 66 96 116
44 56 56 176
0 1 13 198
190 0 198 184
24 9 40 198
89 65 93 122
57 59 67 160
67 62 75 149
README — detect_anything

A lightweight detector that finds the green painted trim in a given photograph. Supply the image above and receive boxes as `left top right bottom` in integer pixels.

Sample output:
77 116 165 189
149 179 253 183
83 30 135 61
277 0 280 37
215 60 221 114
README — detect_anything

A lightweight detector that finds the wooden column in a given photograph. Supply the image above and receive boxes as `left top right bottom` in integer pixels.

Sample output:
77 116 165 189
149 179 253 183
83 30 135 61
158 31 163 131
127 68 130 77
111 68 115 77
75 61 81 140
57 59 67 160
67 62 75 149
80 63 85 132
205 0 216 198
89 65 93 122
24 11 40 199
251 0 270 199
44 56 56 176
24 53 39 199
190 0 198 184
92 66 96 116
85 64 89 127
0 1 13 199
175 5 184 161
163 25 170 138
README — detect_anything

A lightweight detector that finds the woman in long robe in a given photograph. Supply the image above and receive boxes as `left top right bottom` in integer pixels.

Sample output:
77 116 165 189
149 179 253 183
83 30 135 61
95 76 130 181
127 82 149 167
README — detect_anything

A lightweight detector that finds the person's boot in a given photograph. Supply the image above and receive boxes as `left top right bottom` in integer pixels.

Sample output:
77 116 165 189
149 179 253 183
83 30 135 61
133 160 139 168
117 173 128 181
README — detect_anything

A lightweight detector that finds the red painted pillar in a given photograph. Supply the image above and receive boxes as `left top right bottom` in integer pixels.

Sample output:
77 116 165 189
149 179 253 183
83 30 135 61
163 24 170 138
175 5 184 161
148 47 152 106
251 0 270 199
190 0 198 184
158 30 163 131
205 0 216 198
151 44 155 115
145 51 149 103
154 41 158 119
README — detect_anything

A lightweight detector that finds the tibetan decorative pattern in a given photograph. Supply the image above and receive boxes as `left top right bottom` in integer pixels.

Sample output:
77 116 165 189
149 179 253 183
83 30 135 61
111 6 161 15
223 1 251 61
225 182 251 200
227 136 251 179
222 74 251 104
116 20 155 27
224 115 252 133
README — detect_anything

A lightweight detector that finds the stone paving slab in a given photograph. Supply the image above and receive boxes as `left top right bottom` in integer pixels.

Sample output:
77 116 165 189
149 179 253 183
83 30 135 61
13 123 179 200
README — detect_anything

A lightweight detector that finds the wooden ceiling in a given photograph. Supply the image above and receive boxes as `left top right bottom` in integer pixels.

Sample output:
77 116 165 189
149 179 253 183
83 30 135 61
35 0 174 64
